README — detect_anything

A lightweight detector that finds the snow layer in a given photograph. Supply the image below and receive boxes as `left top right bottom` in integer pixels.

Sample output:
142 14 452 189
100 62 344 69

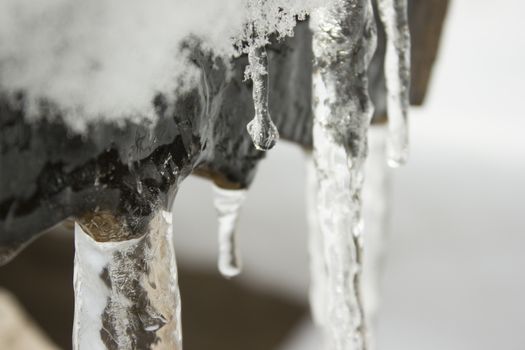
0 0 326 131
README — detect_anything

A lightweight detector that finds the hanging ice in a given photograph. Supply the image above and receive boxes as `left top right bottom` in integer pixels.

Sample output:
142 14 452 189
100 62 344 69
246 46 280 151
378 0 411 167
73 210 182 350
305 152 327 327
213 184 247 278
310 0 377 348
361 125 391 349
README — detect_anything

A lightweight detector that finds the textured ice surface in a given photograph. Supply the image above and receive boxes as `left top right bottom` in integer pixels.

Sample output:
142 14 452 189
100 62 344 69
360 126 391 349
308 126 391 350
212 185 247 278
246 46 280 150
73 211 182 350
306 153 327 327
310 0 377 348
377 0 411 167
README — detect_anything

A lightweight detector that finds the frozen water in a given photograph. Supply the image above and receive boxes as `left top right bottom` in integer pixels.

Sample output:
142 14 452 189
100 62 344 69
305 153 327 327
246 46 280 150
0 0 330 131
213 185 247 278
310 0 377 348
377 0 411 167
361 125 391 349
73 211 182 349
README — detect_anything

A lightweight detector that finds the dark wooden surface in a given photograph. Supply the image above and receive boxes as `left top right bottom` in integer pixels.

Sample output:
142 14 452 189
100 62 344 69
409 0 450 105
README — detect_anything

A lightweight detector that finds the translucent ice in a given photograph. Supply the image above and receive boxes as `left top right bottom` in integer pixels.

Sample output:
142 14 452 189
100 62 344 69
310 0 377 348
246 46 280 151
73 210 182 349
212 185 247 278
377 0 411 167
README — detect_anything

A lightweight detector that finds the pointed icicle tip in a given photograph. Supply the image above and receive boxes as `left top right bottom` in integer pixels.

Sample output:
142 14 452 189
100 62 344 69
212 184 247 278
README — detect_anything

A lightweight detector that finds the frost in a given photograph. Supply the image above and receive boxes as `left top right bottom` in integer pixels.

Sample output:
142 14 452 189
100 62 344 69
213 185 247 278
377 0 411 167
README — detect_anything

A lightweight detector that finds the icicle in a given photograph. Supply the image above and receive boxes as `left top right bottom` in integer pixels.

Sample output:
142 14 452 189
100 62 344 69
378 0 411 167
212 184 247 278
361 125 391 349
246 45 279 151
305 152 327 327
310 0 377 349
73 210 182 350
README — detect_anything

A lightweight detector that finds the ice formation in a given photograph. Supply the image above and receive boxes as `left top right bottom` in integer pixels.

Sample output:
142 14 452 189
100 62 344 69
212 185 247 278
73 211 182 350
310 0 377 348
377 0 411 167
305 153 327 327
1 0 413 348
246 46 280 150
361 125 391 348
307 126 391 349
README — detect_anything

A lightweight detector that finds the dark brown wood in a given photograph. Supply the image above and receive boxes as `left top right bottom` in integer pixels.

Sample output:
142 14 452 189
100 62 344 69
409 0 450 105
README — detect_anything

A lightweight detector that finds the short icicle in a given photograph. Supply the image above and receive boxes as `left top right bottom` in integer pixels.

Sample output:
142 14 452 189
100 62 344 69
377 0 411 167
212 184 247 278
310 0 377 349
73 210 182 350
246 45 279 151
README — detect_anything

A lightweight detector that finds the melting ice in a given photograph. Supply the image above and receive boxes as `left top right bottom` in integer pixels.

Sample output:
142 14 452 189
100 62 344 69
378 0 411 167
212 185 247 278
246 46 280 151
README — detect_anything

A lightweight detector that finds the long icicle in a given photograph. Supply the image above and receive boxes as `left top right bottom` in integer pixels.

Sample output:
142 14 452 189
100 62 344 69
378 0 411 167
361 125 392 349
305 152 327 328
246 45 280 151
212 184 247 278
310 0 377 349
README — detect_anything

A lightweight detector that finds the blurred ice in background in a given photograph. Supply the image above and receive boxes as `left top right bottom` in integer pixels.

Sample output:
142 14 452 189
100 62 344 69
174 0 525 348
0 0 523 348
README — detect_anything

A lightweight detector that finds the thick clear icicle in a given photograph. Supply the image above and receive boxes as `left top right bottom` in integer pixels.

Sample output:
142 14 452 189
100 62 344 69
212 184 247 278
378 0 411 167
310 0 377 349
73 210 182 350
246 46 280 151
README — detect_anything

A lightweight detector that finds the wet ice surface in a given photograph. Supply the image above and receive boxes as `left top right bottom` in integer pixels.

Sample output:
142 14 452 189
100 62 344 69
173 0 524 348
377 0 410 167
212 185 247 278
279 109 525 350
74 211 182 350
246 46 280 151
310 0 377 348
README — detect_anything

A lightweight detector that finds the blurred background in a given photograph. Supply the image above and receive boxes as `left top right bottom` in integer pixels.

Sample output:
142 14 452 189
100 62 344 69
1 0 524 349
